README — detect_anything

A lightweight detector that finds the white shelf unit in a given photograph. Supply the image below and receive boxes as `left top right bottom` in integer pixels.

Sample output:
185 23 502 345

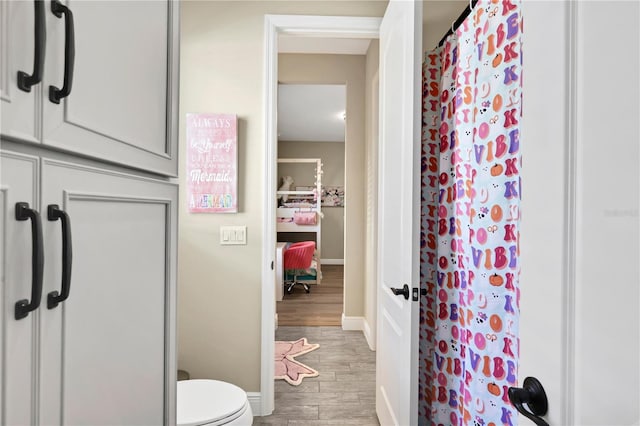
276 158 322 285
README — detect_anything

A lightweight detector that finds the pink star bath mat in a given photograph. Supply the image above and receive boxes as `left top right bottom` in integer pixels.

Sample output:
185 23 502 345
275 338 320 385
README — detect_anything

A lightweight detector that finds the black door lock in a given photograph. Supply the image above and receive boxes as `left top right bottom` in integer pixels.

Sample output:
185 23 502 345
390 284 410 300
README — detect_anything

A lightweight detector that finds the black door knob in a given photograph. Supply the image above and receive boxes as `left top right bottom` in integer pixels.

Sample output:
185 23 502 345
508 376 549 426
390 284 410 300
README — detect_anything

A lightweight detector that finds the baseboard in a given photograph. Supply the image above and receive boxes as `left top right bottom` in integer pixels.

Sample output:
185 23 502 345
247 392 263 416
321 258 344 265
341 314 365 331
363 319 376 351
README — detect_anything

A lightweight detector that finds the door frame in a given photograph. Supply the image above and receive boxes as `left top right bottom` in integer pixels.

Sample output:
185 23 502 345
261 14 381 416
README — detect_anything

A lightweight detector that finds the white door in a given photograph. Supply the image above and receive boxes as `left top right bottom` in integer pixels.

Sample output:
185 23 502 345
0 151 40 426
0 1 41 143
520 1 639 424
1 1 178 176
42 0 178 176
376 1 422 425
38 159 177 425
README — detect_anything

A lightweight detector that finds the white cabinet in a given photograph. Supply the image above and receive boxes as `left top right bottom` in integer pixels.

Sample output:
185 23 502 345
0 0 179 176
1 1 179 424
1 151 178 425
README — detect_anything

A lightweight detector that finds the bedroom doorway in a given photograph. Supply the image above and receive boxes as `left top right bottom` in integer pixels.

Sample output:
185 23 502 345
260 14 382 417
275 83 346 327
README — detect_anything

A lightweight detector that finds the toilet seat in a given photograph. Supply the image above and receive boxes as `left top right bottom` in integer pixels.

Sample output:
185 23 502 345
177 379 252 426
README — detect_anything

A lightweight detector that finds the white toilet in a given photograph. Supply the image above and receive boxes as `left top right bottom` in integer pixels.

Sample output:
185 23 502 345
177 379 253 426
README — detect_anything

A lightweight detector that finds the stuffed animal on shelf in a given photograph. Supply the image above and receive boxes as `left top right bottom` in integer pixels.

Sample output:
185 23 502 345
278 176 294 205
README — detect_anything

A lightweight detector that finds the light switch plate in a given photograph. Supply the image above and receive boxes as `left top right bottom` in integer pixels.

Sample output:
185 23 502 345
220 226 247 245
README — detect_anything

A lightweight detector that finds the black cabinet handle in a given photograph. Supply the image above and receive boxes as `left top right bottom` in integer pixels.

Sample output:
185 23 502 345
17 0 46 92
15 203 44 320
508 377 549 426
48 0 75 104
390 284 410 300
47 205 72 309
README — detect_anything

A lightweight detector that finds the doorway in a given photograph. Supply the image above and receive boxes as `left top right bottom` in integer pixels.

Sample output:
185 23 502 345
275 83 346 326
260 15 382 415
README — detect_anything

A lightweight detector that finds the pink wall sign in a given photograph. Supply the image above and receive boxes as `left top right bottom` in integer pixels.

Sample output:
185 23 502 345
186 113 238 213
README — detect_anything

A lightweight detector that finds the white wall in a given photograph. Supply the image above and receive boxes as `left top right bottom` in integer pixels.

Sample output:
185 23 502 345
423 0 468 50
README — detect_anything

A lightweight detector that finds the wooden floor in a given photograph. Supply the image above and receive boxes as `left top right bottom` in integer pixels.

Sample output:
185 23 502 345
276 265 343 326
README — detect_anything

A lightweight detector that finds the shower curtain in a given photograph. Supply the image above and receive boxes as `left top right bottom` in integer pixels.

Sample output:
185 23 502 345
419 1 522 424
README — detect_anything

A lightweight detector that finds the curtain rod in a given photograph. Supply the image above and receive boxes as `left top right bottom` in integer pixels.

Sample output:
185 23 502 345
437 0 479 47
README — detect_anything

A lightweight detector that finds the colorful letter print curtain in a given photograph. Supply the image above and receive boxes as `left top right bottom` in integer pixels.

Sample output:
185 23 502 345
419 0 523 424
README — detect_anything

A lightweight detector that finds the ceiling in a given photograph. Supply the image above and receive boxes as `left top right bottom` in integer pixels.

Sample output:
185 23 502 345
277 0 469 142
278 84 346 143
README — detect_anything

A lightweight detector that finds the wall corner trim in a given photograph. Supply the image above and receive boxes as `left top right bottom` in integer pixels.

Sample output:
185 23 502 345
363 318 376 351
342 314 376 351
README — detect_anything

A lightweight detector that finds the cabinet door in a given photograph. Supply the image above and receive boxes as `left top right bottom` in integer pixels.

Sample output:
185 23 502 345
42 1 179 176
0 1 41 143
0 151 40 426
39 159 177 425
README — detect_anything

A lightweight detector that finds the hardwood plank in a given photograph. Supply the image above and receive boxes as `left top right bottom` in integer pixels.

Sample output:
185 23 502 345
277 265 343 326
